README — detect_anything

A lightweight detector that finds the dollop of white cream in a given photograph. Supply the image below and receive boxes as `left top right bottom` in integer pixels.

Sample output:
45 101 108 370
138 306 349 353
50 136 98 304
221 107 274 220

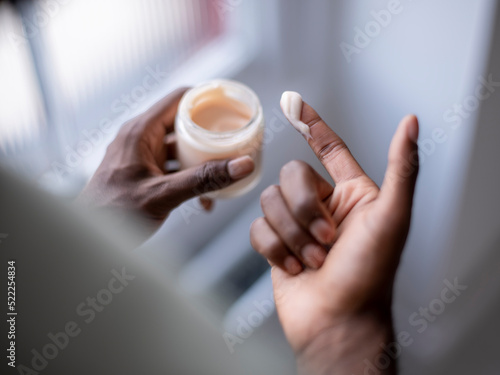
280 91 312 140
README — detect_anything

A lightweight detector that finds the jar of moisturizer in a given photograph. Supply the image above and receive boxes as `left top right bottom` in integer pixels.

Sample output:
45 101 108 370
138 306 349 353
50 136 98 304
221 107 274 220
175 79 264 199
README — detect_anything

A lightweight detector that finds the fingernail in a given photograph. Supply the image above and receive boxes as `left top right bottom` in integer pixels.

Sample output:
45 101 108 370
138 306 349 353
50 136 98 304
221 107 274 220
310 218 334 244
228 156 255 180
302 244 327 269
284 256 302 275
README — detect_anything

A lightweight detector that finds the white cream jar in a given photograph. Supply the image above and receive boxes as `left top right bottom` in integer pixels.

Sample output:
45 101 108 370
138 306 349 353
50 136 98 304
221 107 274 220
175 79 264 199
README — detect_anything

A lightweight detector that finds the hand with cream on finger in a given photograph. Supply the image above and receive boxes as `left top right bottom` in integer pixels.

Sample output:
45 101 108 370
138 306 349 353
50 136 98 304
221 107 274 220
250 92 419 375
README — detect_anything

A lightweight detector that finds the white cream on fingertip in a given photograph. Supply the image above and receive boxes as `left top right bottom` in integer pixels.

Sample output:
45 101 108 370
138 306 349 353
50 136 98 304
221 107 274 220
280 91 312 140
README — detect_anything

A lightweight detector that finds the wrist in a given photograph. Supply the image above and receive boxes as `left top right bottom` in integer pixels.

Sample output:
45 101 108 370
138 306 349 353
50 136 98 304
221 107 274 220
296 314 396 375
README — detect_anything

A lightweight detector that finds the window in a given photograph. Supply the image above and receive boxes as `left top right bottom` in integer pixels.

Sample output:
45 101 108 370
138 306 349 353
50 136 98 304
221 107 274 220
0 0 257 192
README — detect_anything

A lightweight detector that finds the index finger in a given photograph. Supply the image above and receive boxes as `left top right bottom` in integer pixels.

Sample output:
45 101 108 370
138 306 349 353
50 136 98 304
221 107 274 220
302 101 367 183
281 92 366 183
141 87 189 133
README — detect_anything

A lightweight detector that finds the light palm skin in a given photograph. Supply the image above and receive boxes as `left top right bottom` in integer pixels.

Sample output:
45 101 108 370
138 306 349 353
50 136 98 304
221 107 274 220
250 102 419 374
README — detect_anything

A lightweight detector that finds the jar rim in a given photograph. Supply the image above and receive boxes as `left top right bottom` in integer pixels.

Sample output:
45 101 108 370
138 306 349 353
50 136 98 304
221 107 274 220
177 79 261 139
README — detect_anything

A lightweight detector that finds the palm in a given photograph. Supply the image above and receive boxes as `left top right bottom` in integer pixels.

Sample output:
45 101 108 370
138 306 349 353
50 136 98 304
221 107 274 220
271 176 402 351
250 98 418 374
267 107 417 358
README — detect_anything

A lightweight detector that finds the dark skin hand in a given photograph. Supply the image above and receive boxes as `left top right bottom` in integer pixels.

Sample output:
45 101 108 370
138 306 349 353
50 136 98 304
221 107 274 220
250 100 419 375
77 88 255 232
78 85 418 373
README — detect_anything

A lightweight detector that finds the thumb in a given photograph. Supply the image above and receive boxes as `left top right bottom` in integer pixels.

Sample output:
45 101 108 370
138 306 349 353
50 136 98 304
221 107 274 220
378 115 420 221
158 155 255 206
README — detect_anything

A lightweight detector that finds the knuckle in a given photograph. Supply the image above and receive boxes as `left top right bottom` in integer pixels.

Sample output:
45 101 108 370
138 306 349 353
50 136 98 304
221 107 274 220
118 119 135 134
259 237 284 260
250 218 283 258
260 184 280 208
282 226 303 249
280 160 308 179
291 196 317 221
123 118 144 136
279 161 317 219
304 113 323 129
249 218 263 250
317 138 348 164
115 119 148 148
249 217 266 239
196 161 230 192
388 156 416 181
196 163 214 189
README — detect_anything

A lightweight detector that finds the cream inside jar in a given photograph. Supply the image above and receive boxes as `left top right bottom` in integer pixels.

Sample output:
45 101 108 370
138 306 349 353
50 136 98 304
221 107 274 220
175 80 264 199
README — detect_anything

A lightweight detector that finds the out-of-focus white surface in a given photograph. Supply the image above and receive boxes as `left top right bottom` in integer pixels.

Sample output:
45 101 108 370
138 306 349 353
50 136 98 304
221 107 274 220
0 2 46 166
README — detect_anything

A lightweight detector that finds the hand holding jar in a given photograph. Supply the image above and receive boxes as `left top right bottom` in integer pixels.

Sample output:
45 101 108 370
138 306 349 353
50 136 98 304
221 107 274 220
77 84 260 232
